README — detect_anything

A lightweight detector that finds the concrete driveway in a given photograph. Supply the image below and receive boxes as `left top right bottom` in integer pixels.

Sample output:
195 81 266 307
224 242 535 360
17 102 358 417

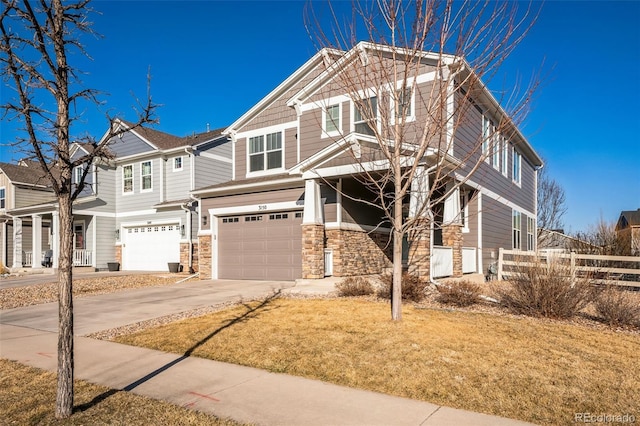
0 279 294 335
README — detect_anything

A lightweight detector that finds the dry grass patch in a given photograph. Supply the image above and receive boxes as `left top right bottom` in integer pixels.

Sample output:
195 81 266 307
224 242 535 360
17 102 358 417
115 298 640 426
0 275 187 309
0 359 243 425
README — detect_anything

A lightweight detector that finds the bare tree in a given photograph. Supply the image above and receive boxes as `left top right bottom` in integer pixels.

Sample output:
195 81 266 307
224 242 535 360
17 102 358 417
572 217 629 256
537 166 567 247
305 0 540 320
0 0 155 418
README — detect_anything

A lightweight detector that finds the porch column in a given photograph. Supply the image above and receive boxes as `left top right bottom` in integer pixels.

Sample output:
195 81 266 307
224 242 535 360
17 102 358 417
31 214 43 269
12 217 22 268
302 179 324 279
408 166 431 279
442 182 463 277
1 220 6 267
52 211 60 269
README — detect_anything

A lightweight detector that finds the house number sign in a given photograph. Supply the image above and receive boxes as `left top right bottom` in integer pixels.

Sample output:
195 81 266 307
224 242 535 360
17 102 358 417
257 204 268 211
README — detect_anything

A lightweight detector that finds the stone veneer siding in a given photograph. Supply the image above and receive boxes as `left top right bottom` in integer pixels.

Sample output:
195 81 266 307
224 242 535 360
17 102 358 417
302 224 325 279
442 224 463 277
408 220 431 279
325 228 392 277
198 234 212 280
180 242 199 273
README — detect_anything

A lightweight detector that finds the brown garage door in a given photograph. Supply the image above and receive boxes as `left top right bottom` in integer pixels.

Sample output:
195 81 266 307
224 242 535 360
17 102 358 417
218 211 302 280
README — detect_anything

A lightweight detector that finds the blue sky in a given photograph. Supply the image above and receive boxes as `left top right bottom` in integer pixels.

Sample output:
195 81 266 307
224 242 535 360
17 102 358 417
1 0 638 233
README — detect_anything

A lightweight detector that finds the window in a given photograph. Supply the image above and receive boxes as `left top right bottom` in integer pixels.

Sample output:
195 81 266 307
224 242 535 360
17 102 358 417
244 215 263 222
269 213 289 220
513 210 522 250
460 190 471 231
123 165 133 193
512 150 522 185
501 137 509 177
0 187 5 209
222 217 239 223
74 166 83 184
492 133 500 170
354 96 377 136
249 132 283 173
141 161 152 191
527 216 535 251
395 87 412 118
324 104 340 134
482 115 491 163
173 156 183 171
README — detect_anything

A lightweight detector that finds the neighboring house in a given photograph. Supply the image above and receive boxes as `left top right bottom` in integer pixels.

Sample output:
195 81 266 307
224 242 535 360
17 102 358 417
616 209 640 255
2 120 232 272
537 228 595 254
193 42 543 281
0 160 57 268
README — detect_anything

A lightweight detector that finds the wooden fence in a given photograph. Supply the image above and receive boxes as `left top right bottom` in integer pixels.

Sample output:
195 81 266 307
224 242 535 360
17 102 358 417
497 248 640 287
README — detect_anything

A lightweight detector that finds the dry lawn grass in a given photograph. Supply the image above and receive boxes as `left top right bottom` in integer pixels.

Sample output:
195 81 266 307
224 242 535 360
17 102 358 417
0 359 243 425
115 298 640 426
0 275 187 310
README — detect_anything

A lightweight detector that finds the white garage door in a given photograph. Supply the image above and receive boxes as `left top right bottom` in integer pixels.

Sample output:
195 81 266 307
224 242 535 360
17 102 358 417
123 224 180 271
218 211 302 280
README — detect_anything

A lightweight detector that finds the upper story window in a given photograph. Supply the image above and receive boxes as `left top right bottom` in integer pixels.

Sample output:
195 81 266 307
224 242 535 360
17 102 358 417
395 87 413 119
0 187 5 209
249 131 283 173
501 137 509 177
141 160 152 191
123 165 133 194
482 115 491 163
74 166 83 184
354 96 377 136
173 156 183 171
512 150 522 185
324 104 340 135
492 134 500 171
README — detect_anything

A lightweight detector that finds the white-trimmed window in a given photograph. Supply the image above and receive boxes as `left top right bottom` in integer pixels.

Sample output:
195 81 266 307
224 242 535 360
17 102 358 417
173 156 183 171
527 216 535 251
354 96 378 136
513 210 522 250
323 104 340 135
492 133 500 170
0 187 5 209
513 150 522 185
395 87 413 120
141 160 152 191
482 115 491 164
122 165 133 194
248 131 283 173
501 137 509 177
74 166 83 184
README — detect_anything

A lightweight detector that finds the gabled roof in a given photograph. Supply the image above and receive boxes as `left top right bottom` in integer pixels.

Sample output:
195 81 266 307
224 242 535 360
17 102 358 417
0 161 53 188
617 208 640 229
116 120 227 152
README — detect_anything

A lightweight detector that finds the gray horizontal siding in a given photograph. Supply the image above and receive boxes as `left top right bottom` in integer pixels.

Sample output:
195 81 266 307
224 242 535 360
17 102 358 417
115 158 162 212
106 131 154 158
95 216 116 269
194 156 232 189
165 154 191 201
14 187 55 208
481 196 511 272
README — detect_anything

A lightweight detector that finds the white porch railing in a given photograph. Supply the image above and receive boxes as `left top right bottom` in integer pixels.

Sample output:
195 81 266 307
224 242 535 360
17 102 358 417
73 249 93 267
462 247 477 274
432 246 453 278
23 251 33 266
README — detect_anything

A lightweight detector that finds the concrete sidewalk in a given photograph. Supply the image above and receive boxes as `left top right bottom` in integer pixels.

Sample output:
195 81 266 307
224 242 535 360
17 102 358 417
0 278 533 425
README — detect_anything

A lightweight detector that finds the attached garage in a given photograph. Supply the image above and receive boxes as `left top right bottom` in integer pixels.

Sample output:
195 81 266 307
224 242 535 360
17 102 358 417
123 224 180 271
218 211 302 280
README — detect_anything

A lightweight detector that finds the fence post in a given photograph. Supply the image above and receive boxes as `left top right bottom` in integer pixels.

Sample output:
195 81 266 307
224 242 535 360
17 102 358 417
497 247 504 281
570 251 576 287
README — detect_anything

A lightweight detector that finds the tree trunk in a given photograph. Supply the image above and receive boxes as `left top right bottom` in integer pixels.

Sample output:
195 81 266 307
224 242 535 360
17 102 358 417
391 179 404 321
55 195 74 418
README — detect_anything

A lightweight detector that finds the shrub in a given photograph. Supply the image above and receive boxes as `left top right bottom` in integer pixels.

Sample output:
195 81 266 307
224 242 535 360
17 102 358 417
377 273 426 302
498 259 596 319
335 277 375 297
437 280 482 307
594 285 640 328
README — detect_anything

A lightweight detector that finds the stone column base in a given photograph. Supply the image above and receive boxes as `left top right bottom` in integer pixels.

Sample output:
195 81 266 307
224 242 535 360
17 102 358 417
302 224 325 279
198 234 212 280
